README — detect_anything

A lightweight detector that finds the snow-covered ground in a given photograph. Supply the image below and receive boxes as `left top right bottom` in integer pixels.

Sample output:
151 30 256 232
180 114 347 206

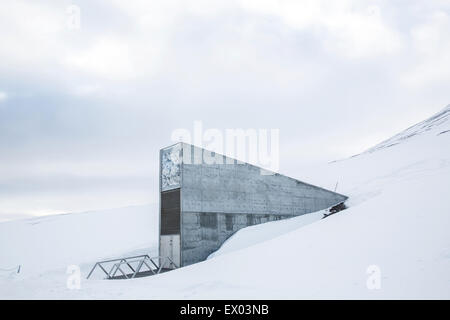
0 206 158 281
0 105 449 299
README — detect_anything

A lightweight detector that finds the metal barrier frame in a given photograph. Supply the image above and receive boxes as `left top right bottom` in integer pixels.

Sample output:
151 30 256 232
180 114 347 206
87 255 178 279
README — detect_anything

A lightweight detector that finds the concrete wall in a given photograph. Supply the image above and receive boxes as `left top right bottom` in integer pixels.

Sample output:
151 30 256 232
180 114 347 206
178 143 348 266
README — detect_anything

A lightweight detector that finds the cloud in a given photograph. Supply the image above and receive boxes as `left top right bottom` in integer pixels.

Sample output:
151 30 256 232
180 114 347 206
0 91 7 102
0 1 65 71
401 11 450 87
64 37 136 79
239 0 403 58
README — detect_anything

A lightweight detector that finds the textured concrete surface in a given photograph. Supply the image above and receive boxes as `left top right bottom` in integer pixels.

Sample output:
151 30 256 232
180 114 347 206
160 143 348 267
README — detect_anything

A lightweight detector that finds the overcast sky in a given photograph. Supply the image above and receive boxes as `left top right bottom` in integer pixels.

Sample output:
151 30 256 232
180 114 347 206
0 0 449 219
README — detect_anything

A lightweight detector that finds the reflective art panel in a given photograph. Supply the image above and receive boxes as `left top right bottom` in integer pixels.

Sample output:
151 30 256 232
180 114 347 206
161 143 182 191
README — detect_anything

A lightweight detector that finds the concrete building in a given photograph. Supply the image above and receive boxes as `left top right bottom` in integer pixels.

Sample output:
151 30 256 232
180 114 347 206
159 142 348 267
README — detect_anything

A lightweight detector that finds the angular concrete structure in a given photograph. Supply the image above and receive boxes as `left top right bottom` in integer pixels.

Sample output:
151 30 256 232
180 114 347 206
159 143 348 267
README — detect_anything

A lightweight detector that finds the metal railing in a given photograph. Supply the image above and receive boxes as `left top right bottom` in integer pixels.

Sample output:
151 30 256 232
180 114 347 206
86 254 178 280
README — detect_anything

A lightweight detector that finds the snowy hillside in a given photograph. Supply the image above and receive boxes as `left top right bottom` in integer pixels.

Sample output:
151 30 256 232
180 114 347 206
357 104 450 156
0 205 158 278
0 105 449 299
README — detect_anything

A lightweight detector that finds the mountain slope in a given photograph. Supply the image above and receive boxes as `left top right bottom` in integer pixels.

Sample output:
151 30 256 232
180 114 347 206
359 104 450 156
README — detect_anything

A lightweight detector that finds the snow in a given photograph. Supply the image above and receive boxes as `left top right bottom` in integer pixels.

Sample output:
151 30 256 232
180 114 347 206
0 205 158 278
0 105 449 299
207 210 325 259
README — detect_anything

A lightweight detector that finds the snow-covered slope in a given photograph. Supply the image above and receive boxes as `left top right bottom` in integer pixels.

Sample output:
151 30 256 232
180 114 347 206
0 205 158 278
0 105 449 299
300 104 450 208
357 104 450 156
207 210 325 259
